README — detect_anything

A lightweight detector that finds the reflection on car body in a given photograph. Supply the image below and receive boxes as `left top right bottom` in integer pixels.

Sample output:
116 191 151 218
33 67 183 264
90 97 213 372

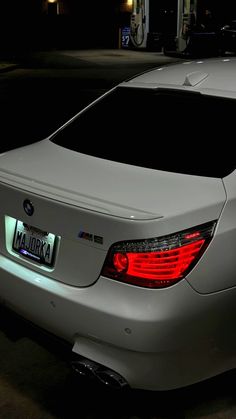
0 58 236 390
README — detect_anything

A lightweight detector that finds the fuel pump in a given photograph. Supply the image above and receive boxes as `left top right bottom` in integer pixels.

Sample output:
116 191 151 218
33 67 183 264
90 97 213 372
130 0 147 48
130 0 178 51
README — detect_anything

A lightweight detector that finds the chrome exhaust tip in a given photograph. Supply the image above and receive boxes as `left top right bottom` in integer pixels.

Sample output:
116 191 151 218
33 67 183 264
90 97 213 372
71 358 100 379
95 368 128 389
71 357 129 390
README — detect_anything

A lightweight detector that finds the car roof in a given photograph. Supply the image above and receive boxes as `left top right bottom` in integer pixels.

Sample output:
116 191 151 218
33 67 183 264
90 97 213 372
119 57 236 99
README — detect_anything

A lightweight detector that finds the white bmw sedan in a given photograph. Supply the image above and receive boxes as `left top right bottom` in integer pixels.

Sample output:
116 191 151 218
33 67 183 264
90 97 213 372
0 58 236 391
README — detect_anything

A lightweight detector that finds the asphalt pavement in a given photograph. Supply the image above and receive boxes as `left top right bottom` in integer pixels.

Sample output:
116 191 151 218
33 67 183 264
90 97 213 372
0 48 179 68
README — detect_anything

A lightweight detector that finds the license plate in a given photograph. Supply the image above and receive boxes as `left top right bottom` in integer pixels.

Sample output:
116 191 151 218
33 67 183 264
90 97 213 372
13 221 57 267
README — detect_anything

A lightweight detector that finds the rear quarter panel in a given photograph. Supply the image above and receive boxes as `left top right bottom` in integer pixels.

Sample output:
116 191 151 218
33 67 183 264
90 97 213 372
187 169 236 293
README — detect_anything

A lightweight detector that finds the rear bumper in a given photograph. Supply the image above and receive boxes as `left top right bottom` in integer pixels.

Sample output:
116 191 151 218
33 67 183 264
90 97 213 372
1 253 236 390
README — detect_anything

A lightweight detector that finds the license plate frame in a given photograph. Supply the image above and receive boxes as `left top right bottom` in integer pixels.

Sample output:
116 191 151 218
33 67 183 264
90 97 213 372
12 221 57 267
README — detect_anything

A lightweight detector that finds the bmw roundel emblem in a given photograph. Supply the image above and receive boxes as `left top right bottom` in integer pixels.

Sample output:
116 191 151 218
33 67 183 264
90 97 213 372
23 199 34 216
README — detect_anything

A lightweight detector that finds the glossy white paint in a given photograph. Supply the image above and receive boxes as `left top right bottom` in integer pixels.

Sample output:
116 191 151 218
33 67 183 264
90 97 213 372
0 57 236 390
125 57 236 96
0 140 225 222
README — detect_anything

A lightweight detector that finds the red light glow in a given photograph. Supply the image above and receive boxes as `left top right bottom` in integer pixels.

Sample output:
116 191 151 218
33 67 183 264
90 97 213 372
124 239 204 280
184 232 201 240
113 253 128 272
107 239 205 287
102 222 215 288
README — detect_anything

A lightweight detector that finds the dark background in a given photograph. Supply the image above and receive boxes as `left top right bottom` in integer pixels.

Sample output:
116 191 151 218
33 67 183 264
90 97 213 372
1 2 236 417
0 0 123 57
1 0 236 59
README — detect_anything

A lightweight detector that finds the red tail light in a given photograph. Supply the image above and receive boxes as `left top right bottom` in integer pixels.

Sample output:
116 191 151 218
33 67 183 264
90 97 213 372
101 222 216 288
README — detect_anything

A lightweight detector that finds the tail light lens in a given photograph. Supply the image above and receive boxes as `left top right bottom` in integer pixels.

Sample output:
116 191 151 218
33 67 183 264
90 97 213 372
101 221 216 288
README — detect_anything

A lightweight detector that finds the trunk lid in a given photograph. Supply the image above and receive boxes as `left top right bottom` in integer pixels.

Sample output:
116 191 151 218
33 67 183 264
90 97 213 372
0 140 226 287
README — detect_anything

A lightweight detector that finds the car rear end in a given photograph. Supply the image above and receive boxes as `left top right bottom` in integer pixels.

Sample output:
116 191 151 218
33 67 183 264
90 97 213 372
1 61 236 390
0 140 233 390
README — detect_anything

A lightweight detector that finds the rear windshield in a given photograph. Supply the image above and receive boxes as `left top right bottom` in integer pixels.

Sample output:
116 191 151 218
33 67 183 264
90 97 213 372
51 87 236 178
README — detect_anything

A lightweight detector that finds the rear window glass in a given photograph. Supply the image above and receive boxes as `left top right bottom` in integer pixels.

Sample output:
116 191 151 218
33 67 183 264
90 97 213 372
51 87 236 178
